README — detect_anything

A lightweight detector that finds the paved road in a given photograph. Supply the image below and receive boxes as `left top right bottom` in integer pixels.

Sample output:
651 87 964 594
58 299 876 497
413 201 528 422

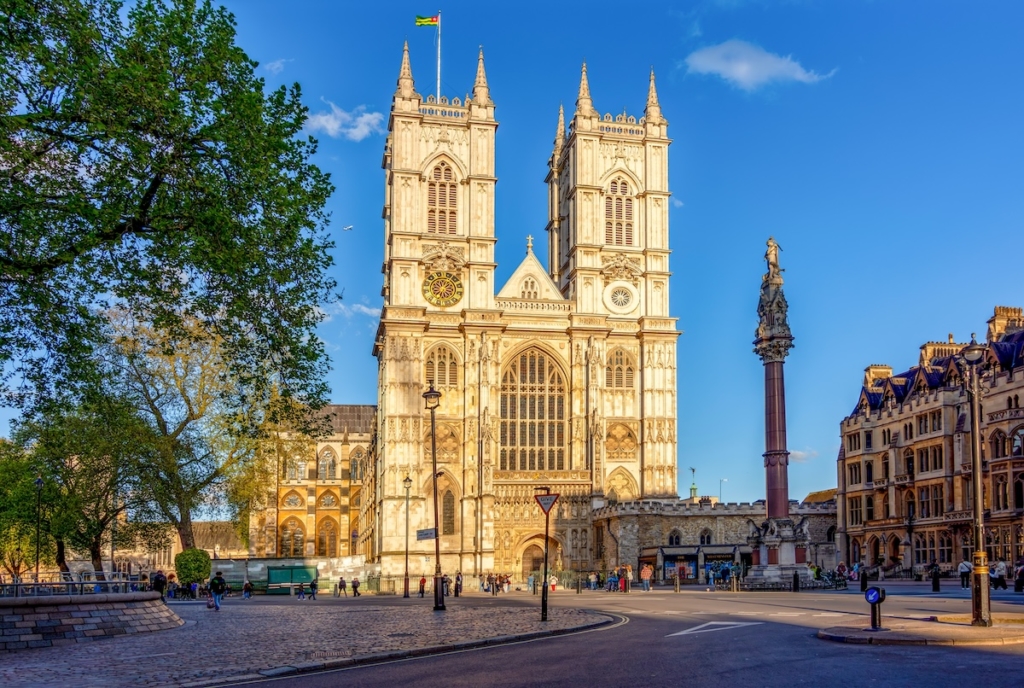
229 584 1024 688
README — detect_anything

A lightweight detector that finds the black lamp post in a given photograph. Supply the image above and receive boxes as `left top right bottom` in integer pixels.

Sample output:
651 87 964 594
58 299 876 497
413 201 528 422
962 334 992 627
34 476 43 582
422 384 445 611
403 475 412 598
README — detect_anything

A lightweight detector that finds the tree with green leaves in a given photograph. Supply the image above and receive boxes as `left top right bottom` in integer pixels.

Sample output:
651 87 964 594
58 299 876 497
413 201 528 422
0 0 336 409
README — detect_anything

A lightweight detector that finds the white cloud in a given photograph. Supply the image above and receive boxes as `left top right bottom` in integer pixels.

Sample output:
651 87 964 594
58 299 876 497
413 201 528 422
684 40 835 91
671 198 685 208
306 100 385 142
319 301 382 323
790 448 819 463
263 58 292 75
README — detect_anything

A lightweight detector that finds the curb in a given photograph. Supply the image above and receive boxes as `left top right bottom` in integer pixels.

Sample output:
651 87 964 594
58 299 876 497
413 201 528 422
195 612 616 686
816 627 1024 647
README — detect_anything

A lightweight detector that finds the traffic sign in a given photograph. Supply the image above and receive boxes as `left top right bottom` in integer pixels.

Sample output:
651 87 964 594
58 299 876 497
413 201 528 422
535 493 560 514
865 586 885 604
416 528 437 541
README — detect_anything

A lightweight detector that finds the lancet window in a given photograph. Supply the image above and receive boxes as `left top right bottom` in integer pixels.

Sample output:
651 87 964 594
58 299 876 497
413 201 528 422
425 345 459 388
316 519 338 557
605 349 635 388
442 490 456 535
427 162 457 235
604 178 634 246
279 518 304 557
318 449 337 480
499 348 567 472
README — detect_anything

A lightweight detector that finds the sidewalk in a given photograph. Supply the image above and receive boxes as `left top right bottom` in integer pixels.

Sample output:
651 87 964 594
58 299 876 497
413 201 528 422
819 614 1024 646
0 600 609 687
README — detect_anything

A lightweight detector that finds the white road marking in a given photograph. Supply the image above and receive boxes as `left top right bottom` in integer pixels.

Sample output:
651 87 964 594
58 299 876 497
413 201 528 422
732 611 763 616
769 612 805 616
667 621 764 637
813 613 847 617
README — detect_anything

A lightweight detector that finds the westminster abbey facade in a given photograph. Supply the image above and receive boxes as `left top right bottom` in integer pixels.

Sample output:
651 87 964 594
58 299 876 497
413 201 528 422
357 43 681 578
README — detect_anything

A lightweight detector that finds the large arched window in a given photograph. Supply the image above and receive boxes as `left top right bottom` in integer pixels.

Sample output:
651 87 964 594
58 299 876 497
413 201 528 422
316 519 338 557
425 345 459 388
1012 427 1024 457
427 162 457 234
279 518 304 557
442 490 456 535
499 348 567 472
605 349 635 388
350 448 365 481
318 449 336 480
286 460 302 481
604 177 634 246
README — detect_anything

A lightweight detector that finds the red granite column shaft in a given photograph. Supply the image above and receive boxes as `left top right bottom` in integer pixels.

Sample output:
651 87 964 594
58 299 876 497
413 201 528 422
764 360 790 519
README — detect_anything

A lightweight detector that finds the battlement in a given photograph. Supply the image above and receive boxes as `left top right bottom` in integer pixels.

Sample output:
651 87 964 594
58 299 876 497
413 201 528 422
593 498 836 519
420 94 468 119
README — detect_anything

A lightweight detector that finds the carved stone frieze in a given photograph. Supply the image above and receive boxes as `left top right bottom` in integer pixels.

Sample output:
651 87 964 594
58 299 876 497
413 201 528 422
601 253 643 286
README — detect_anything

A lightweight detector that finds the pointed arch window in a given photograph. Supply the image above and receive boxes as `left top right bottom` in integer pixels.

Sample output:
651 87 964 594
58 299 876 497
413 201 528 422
316 519 338 557
521 277 539 300
605 349 635 388
442 490 456 535
279 518 305 557
425 345 459 388
699 529 713 545
499 348 568 472
350 448 365 481
427 162 457 235
668 531 682 547
318 449 337 480
604 177 634 246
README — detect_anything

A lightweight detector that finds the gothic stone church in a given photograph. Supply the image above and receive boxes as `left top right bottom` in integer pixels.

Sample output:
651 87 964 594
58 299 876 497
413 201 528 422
361 44 680 578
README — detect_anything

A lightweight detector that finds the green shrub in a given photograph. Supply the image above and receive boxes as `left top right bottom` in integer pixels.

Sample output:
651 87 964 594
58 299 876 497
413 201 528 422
174 548 212 585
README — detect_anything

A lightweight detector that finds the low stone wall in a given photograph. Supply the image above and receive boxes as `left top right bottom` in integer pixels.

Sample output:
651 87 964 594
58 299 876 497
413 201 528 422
0 591 183 652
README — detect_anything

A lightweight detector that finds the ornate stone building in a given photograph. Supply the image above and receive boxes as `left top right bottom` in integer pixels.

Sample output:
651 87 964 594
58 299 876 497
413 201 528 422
836 307 1024 574
363 45 680 578
248 405 374 560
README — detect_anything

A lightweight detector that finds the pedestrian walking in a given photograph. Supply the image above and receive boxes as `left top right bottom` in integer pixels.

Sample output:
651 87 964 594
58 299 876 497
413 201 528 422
994 559 1009 590
339 577 348 597
209 572 227 611
527 573 535 593
310 578 318 600
455 571 462 597
419 576 427 598
550 574 558 592
352 577 361 597
958 558 971 589
152 570 167 602
296 582 305 600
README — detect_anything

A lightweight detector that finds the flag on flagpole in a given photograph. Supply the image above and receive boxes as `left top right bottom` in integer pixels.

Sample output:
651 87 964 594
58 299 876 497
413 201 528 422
415 15 439 26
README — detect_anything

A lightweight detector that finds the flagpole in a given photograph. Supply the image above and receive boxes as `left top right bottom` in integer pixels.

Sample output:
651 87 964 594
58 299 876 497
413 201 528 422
436 10 442 101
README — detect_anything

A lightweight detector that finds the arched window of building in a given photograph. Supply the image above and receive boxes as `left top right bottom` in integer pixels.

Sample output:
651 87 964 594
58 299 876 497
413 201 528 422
287 460 302 481
605 349 635 388
904 490 916 519
699 529 713 545
882 492 890 518
427 162 457 234
668 530 682 547
852 539 862 563
350 448 365 481
425 345 459 388
604 177 634 246
499 348 567 472
992 431 1008 459
903 449 915 476
865 496 875 521
279 518 304 557
1012 427 1024 457
521 277 539 300
865 461 874 483
317 519 338 557
318 449 336 480
826 526 837 543
442 490 456 535
1015 477 1024 511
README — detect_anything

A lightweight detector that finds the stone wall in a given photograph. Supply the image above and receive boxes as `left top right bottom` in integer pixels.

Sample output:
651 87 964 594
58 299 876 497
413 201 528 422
0 592 183 652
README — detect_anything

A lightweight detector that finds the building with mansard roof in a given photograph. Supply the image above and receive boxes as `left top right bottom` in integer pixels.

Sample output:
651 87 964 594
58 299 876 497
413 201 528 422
359 43 680 578
836 306 1024 575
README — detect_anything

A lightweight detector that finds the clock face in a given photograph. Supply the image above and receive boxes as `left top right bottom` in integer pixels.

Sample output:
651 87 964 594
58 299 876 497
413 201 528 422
422 271 464 308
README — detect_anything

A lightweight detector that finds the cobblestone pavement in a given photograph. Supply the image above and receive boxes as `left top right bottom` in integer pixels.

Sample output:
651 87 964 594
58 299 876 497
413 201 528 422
0 597 605 687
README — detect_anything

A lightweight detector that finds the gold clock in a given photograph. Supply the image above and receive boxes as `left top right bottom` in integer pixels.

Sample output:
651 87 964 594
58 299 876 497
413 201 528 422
422 271 464 308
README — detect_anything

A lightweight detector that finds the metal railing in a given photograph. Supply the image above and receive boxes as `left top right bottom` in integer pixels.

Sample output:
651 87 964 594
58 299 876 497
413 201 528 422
0 572 142 598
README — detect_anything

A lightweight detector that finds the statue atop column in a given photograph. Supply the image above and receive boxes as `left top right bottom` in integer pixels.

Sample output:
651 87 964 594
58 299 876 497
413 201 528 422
755 237 793 362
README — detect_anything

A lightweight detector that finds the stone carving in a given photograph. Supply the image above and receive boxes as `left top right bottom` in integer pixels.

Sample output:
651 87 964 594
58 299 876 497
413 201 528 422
601 253 643 286
754 236 794 364
422 241 466 271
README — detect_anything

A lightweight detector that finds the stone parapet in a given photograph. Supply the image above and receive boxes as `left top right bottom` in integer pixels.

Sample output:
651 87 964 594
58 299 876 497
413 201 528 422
0 591 183 652
593 499 835 519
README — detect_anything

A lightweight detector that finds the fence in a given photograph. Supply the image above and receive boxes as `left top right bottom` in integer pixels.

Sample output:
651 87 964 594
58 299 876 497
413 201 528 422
0 572 142 598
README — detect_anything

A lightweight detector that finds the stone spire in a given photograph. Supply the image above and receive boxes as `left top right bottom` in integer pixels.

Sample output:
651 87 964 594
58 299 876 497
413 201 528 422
396 40 415 98
575 62 597 118
472 47 491 105
553 104 565 155
645 68 663 123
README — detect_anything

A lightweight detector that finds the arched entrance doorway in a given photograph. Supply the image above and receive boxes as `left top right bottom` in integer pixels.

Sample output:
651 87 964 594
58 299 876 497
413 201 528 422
522 544 544 578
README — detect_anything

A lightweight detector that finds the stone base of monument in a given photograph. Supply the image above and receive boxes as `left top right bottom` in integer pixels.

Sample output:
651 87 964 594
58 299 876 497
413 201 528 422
745 517 812 584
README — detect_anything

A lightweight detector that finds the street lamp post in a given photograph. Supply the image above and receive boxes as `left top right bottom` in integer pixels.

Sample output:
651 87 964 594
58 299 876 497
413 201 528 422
423 385 445 612
962 334 992 627
34 476 43 582
403 475 412 598
719 478 728 503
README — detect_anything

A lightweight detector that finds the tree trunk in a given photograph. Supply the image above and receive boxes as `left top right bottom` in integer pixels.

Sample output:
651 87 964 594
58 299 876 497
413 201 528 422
176 510 196 550
55 538 70 573
89 537 107 581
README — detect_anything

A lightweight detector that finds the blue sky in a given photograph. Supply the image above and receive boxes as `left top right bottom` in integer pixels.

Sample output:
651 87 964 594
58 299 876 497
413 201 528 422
12 1 1024 505
227 0 1024 503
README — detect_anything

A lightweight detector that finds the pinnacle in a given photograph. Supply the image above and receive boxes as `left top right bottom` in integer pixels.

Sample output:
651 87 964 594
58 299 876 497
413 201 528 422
473 47 491 105
396 40 415 98
575 61 597 118
554 104 565 150
645 68 663 122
